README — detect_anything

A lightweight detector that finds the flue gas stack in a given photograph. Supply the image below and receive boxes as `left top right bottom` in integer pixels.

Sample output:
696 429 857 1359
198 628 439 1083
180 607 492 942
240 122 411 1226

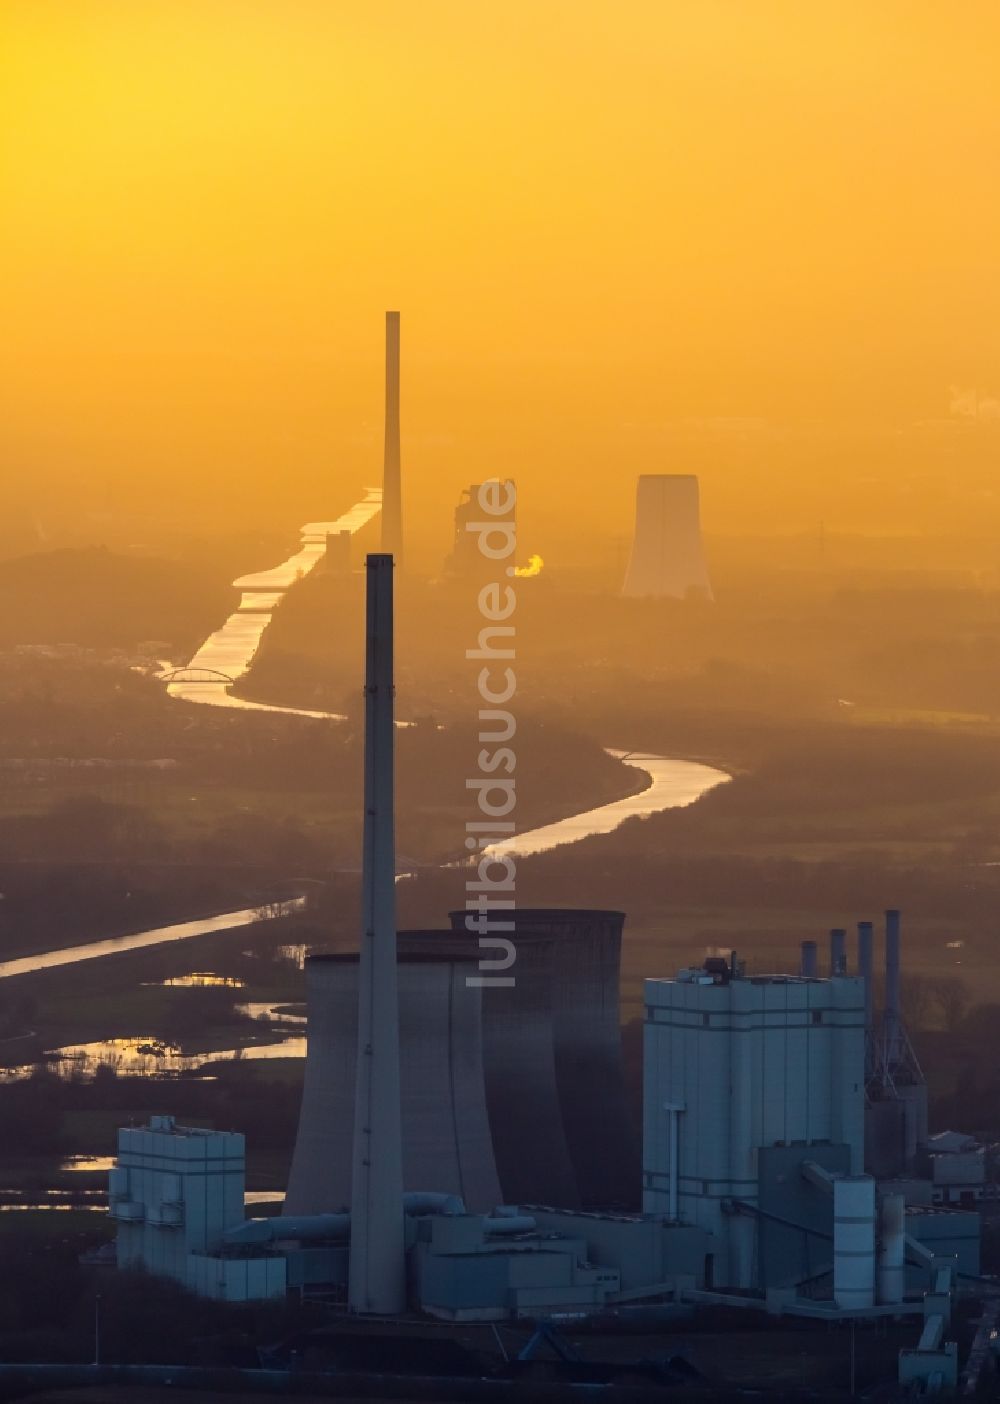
348 553 406 1315
381 312 402 563
857 921 874 1081
884 908 902 1069
829 928 847 976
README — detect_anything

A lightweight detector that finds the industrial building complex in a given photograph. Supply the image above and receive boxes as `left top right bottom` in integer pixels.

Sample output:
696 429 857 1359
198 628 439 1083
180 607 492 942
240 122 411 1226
99 322 995 1395
107 555 991 1396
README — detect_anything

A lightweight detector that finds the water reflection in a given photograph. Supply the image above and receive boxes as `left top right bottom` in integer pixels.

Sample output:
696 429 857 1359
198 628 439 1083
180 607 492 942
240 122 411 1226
0 898 305 981
0 1033 306 1082
0 1190 286 1213
166 490 381 716
480 752 729 860
236 1002 306 1026
0 1203 105 1213
151 973 246 989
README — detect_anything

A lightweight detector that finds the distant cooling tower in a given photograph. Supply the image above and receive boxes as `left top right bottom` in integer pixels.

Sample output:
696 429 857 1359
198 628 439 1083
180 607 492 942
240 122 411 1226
285 945 502 1216
621 474 713 600
447 908 639 1210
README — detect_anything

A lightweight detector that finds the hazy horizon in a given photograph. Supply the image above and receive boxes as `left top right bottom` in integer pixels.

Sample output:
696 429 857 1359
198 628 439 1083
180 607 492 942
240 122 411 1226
3 1 1000 550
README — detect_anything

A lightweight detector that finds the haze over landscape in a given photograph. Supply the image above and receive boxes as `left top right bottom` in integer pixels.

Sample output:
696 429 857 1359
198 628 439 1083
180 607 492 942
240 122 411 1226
4 0 1000 556
2 1 1000 1394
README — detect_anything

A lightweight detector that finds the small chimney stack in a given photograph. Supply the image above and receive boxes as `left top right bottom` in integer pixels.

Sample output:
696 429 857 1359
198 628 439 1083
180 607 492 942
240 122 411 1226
829 928 847 976
857 921 874 1079
884 909 902 1069
800 941 818 977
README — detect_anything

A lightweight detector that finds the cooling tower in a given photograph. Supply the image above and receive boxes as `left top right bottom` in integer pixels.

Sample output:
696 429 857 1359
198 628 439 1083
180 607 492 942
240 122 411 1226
381 311 402 562
621 474 713 600
471 930 580 1209
285 945 503 1216
447 908 639 1210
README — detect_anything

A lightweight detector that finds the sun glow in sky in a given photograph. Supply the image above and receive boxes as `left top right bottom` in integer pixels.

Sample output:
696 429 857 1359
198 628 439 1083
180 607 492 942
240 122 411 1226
2 1 1000 547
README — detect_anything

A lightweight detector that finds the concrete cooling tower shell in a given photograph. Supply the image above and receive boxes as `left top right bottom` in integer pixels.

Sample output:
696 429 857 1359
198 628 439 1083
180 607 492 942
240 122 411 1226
622 474 713 600
285 955 357 1214
285 947 502 1216
447 908 639 1210
473 931 580 1209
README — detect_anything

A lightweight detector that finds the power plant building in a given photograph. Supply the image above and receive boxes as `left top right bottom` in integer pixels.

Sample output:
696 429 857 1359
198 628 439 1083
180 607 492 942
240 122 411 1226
109 1116 286 1301
622 474 713 600
443 480 516 581
643 958 866 1288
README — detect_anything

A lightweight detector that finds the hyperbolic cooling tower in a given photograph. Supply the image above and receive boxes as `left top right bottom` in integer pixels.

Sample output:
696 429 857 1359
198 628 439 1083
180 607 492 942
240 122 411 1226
447 908 639 1210
285 943 502 1216
621 474 713 600
380 311 402 562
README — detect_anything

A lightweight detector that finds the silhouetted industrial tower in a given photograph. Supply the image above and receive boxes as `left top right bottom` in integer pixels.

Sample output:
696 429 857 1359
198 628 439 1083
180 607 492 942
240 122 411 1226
381 312 402 564
872 909 924 1100
622 474 713 600
348 554 406 1314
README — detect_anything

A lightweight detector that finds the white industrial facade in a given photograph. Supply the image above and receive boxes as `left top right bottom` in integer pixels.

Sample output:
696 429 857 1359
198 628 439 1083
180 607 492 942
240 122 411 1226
643 968 865 1287
110 1115 284 1300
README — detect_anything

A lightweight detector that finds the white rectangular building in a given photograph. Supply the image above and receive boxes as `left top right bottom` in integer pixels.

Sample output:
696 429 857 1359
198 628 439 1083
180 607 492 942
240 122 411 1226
110 1115 283 1299
643 964 865 1287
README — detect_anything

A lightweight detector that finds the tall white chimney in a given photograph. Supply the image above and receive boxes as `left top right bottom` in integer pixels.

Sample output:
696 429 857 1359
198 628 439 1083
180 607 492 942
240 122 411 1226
381 312 402 564
348 553 406 1315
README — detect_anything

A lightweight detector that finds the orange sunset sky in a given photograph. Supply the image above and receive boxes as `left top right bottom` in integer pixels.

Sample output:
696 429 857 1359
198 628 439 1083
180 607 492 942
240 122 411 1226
2 1 999 549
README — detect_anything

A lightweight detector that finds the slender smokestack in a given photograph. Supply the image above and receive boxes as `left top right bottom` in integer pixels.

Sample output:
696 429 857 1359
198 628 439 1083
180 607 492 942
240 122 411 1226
885 909 901 1069
800 941 818 977
858 921 874 1080
829 928 847 977
381 312 402 563
348 554 405 1315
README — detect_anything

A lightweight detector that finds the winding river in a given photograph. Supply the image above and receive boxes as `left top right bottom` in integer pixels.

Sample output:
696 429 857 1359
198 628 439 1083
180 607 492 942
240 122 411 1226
2 497 728 984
